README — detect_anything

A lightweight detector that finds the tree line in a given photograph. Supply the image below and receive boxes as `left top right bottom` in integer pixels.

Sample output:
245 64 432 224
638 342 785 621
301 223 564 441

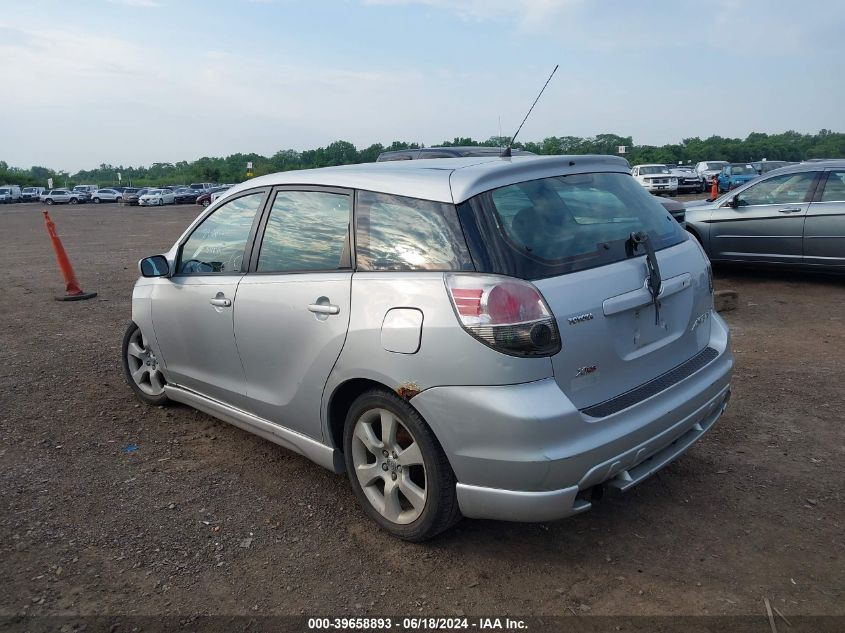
2 129 843 188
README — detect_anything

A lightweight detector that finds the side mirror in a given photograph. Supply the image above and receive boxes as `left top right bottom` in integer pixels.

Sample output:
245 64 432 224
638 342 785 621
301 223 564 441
139 255 170 277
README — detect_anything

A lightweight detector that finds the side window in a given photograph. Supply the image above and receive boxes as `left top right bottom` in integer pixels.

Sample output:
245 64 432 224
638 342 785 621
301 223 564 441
355 191 473 271
820 171 845 202
736 172 817 207
256 190 351 272
178 191 265 274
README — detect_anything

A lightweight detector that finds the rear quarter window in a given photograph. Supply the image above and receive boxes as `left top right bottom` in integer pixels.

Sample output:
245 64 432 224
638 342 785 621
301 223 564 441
354 191 473 272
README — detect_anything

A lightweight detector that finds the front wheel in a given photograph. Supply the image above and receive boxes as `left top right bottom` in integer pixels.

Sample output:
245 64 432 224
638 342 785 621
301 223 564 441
158 198 164 206
202 199 210 207
122 322 170 406
343 389 460 541
69 198 78 205
93 197 100 203
46 198 54 205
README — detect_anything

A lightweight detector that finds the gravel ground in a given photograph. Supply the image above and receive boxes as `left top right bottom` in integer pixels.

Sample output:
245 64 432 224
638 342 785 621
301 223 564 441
1 201 843 620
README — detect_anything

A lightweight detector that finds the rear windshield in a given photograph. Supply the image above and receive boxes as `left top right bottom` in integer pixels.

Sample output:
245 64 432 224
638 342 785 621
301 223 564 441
457 172 686 280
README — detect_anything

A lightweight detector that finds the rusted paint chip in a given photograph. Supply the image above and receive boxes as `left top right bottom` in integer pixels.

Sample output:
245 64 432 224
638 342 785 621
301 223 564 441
396 382 421 400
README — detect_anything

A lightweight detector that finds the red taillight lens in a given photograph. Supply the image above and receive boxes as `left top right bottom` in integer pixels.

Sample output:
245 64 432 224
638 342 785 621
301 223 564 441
445 274 561 357
451 288 483 317
487 282 546 324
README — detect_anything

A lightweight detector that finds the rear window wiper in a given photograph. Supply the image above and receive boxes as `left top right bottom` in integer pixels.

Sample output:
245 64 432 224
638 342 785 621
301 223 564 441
627 231 663 325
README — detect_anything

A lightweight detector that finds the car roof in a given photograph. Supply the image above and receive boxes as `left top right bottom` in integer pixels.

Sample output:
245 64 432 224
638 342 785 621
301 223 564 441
228 155 631 204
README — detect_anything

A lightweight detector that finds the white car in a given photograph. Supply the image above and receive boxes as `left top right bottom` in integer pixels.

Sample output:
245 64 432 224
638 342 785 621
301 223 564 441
210 186 231 203
694 161 728 187
669 166 703 193
92 188 124 203
138 189 175 206
631 164 678 195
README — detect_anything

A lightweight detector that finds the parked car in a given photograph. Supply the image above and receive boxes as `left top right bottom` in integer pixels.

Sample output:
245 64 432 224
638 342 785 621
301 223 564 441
0 185 23 203
694 161 729 186
139 189 175 206
173 187 201 204
21 186 45 202
210 186 231 203
751 160 789 175
189 182 215 193
377 146 535 161
124 155 733 540
195 186 229 207
669 165 704 193
685 160 845 271
124 188 154 206
631 164 678 195
717 163 758 193
92 188 124 203
72 185 98 199
41 189 84 205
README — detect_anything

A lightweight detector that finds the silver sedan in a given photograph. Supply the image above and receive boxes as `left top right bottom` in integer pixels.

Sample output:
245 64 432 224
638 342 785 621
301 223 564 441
685 160 845 270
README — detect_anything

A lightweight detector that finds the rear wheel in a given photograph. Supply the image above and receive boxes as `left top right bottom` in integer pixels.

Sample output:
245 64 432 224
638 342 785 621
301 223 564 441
116 196 122 203
93 197 100 203
158 198 164 206
122 322 169 406
46 198 54 205
69 198 78 205
343 389 460 541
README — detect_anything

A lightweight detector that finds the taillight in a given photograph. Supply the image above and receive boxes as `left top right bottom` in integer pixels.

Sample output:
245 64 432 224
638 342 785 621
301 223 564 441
445 274 561 357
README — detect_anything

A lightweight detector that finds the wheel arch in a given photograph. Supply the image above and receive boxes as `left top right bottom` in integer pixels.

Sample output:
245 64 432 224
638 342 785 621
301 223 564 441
327 378 391 452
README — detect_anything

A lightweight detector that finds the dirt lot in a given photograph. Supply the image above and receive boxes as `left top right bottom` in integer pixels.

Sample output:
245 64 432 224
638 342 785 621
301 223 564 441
1 201 843 621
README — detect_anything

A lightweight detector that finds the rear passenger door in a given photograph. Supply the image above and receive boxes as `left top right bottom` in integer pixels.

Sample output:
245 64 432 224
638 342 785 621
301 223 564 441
804 169 845 268
233 188 353 439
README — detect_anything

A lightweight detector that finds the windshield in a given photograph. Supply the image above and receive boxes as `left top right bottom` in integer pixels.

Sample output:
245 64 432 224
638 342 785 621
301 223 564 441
457 172 686 280
706 162 728 170
145 189 161 195
0 189 9 195
732 165 755 175
639 165 670 175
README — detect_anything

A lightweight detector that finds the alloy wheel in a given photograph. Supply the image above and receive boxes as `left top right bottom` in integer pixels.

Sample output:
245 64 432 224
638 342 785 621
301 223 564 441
350 408 427 524
125 327 166 396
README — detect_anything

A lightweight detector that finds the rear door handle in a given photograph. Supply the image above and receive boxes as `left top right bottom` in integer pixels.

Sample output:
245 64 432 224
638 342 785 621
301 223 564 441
209 297 232 307
778 208 802 214
308 303 340 315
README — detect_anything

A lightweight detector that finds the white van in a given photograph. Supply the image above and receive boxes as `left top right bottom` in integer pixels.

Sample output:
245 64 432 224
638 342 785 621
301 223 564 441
0 185 22 203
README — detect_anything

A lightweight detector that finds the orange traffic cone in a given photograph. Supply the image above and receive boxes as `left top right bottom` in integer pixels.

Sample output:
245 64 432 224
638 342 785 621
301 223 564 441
42 210 97 301
710 176 718 199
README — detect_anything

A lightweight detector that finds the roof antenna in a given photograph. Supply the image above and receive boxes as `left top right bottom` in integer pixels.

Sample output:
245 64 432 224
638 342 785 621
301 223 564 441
501 64 558 158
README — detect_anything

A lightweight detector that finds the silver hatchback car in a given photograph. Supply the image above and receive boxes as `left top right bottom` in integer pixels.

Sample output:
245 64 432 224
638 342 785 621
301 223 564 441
124 156 733 540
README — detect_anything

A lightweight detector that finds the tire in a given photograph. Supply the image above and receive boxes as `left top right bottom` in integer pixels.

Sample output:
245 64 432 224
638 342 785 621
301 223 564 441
116 196 122 203
46 198 54 205
343 388 460 541
202 199 210 207
69 198 78 205
122 322 170 406
158 198 164 206
93 197 100 203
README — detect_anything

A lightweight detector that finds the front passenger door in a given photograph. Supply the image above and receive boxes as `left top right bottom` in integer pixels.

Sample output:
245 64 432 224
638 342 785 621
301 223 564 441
151 190 267 407
708 171 820 263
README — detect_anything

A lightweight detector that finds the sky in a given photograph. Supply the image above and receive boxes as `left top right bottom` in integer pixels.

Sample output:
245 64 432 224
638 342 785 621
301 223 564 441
1 0 844 172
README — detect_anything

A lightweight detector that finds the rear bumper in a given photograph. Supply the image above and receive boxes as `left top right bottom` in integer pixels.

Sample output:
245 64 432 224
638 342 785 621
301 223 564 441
411 312 733 522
